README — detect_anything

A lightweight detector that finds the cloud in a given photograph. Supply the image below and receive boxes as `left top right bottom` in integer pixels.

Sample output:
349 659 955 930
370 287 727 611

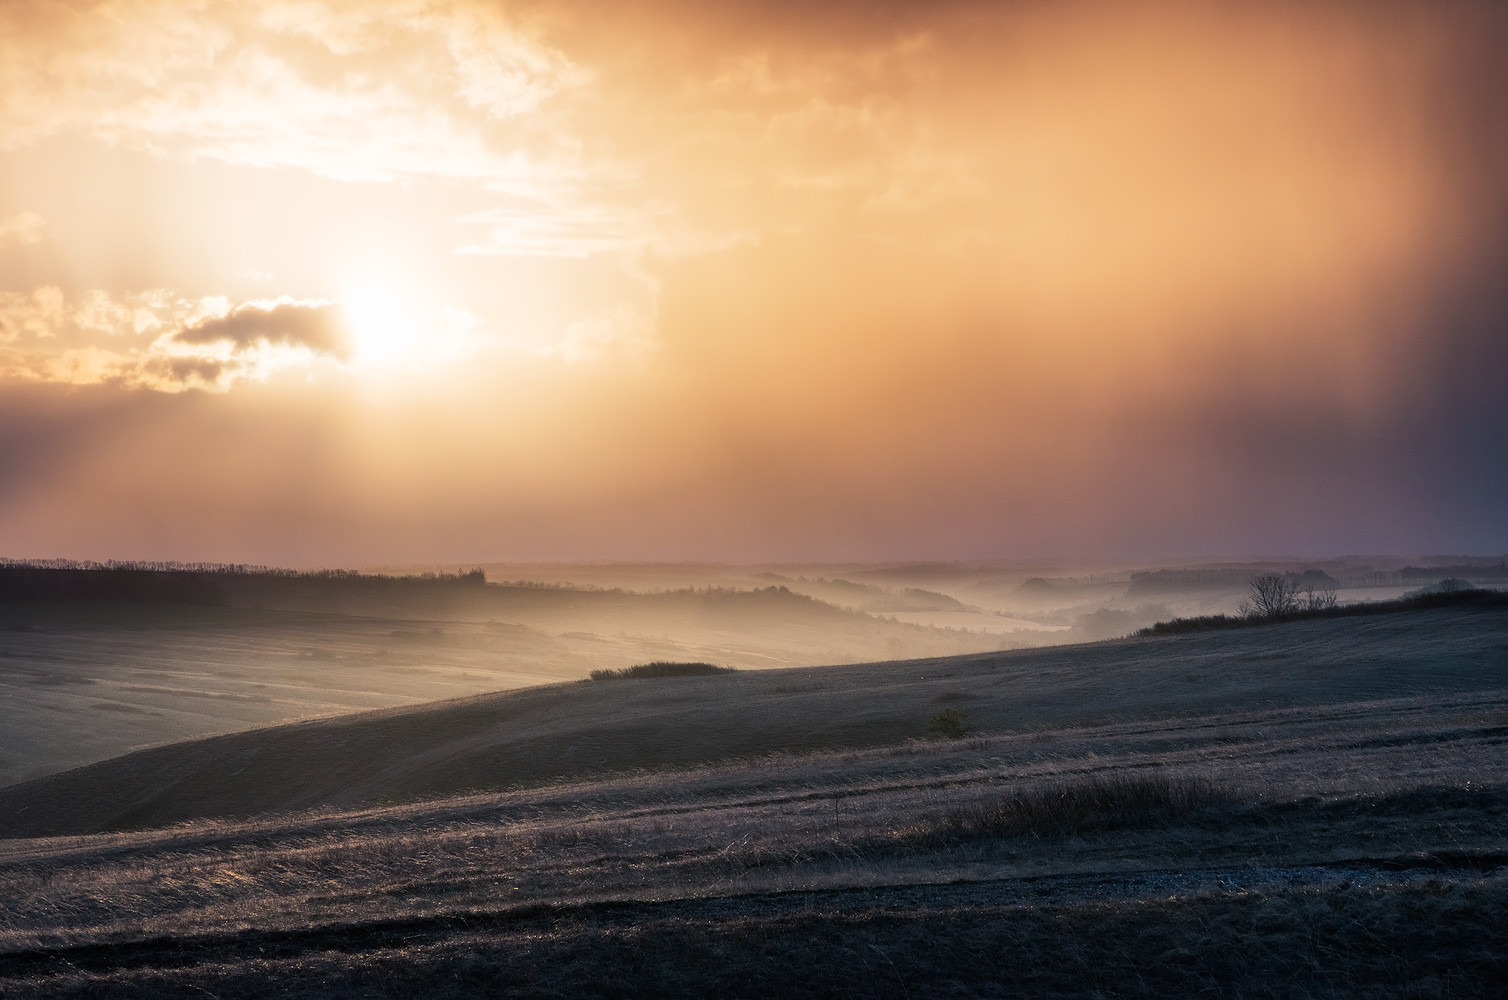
1 286 216 343
0 0 756 269
0 211 44 247
0 286 67 342
0 289 349 391
549 303 657 362
0 0 578 184
457 202 652 258
175 301 351 359
456 200 751 259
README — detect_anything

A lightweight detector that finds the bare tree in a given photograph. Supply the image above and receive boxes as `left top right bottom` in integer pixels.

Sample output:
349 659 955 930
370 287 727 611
1241 573 1301 618
1300 584 1338 611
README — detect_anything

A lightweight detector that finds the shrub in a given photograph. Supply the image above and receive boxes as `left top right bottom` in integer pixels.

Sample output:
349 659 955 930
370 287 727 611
588 661 735 681
927 708 975 739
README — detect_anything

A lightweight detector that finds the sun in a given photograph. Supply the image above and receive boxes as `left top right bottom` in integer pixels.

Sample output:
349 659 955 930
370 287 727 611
343 284 418 366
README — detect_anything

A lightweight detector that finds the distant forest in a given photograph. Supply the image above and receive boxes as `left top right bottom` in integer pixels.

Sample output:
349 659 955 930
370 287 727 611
0 560 488 604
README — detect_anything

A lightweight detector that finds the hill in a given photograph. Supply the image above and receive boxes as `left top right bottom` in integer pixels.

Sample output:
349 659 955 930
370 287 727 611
3 601 1508 997
0 570 1022 787
2 601 1508 997
3 601 1505 839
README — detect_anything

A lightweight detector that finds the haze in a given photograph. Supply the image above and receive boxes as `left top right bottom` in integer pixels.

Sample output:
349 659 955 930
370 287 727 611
2 0 1506 565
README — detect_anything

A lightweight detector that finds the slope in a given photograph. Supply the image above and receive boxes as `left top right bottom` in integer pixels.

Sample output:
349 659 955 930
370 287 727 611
2 602 1505 838
0 583 1014 787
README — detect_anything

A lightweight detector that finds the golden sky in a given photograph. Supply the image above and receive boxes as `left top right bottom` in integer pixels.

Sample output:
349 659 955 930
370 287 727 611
1 0 1505 564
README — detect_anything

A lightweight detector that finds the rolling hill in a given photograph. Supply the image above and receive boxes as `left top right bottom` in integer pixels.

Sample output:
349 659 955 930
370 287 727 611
3 599 1508 998
4 600 1505 839
0 571 1024 787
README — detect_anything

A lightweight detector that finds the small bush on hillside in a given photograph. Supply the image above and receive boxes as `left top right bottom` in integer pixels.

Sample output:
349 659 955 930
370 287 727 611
588 661 735 681
927 708 975 739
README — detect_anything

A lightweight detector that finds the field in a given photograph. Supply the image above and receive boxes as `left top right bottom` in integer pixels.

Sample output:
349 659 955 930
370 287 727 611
0 582 1023 788
2 599 1507 997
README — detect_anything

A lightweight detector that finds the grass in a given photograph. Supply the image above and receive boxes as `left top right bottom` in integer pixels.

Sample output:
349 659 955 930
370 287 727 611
926 707 974 738
898 772 1230 845
588 661 736 680
11 879 1503 999
2 770 1505 997
0 883 1499 998
3 703 1506 949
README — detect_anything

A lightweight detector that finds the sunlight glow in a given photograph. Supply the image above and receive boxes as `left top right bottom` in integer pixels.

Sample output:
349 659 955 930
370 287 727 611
343 285 419 366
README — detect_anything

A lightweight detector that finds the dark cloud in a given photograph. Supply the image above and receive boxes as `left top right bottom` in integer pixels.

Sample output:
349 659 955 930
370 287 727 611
143 355 227 387
175 303 351 359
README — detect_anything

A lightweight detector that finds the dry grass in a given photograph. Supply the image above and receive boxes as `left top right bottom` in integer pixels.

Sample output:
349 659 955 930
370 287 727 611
1 771 1505 995
897 772 1231 845
2 701 1505 956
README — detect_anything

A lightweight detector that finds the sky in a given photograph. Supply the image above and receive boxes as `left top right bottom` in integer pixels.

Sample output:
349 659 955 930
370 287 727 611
0 0 1505 566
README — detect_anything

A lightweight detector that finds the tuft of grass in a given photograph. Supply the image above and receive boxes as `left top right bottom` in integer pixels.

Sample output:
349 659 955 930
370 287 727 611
902 772 1229 844
588 661 736 681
